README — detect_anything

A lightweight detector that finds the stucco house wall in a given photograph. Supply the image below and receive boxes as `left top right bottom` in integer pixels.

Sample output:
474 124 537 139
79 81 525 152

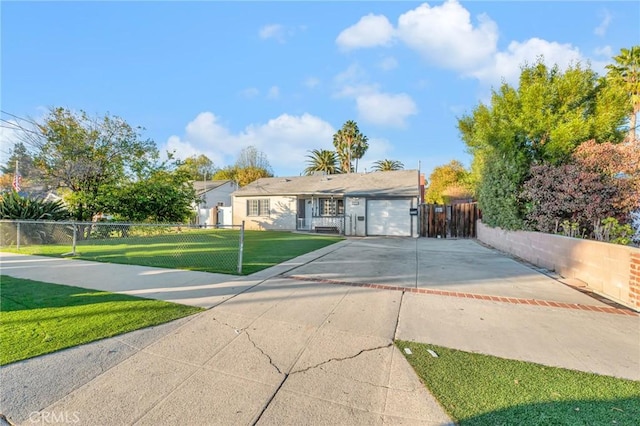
197 181 237 208
233 195 297 231
232 171 423 235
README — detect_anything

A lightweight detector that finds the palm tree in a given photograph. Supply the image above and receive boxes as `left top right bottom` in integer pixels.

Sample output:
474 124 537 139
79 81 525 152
371 159 404 172
304 149 339 175
332 120 369 173
606 46 639 142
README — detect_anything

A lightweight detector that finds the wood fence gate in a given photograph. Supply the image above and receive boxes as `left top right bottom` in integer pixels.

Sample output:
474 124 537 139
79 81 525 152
419 202 479 238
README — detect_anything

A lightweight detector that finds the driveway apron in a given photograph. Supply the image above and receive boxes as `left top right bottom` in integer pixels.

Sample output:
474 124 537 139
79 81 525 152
2 237 638 425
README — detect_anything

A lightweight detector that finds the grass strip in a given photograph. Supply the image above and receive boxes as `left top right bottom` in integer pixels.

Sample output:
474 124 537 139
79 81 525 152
1 276 203 365
396 340 640 425
3 230 342 275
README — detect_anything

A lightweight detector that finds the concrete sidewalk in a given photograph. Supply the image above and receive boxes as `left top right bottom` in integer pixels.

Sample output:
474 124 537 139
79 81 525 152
2 237 639 425
0 241 348 308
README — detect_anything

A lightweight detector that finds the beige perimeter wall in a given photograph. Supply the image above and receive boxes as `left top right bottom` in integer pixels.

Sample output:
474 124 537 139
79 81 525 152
477 221 640 310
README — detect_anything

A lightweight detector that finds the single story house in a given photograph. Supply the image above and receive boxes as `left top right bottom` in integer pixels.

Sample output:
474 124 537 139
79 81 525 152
193 180 238 226
232 170 424 237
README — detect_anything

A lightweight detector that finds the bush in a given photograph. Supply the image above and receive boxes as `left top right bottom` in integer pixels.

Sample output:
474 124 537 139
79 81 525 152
631 210 640 245
521 163 621 236
593 217 634 246
0 191 70 220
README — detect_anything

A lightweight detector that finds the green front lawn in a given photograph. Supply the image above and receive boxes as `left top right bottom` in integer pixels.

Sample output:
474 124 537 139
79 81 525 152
3 230 343 275
396 340 640 425
0 276 203 365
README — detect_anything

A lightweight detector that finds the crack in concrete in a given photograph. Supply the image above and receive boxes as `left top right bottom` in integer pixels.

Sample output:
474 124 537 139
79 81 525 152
244 332 284 375
211 316 245 334
291 343 393 375
211 316 283 375
316 365 419 392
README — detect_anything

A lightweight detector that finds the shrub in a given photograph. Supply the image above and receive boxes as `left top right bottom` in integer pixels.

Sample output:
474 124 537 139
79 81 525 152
593 217 634 245
631 210 640 245
521 164 619 235
0 191 70 220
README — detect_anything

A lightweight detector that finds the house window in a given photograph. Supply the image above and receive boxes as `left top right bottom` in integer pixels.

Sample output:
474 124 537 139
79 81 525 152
318 198 344 216
247 199 270 216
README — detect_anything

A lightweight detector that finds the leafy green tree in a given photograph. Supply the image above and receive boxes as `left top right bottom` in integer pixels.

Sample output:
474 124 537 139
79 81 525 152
212 146 273 186
23 107 158 221
333 120 369 173
371 159 404 172
212 165 238 182
234 146 273 186
606 46 640 142
1 142 40 181
458 60 629 229
105 168 198 223
304 149 339 175
177 154 216 181
425 160 472 204
236 166 272 187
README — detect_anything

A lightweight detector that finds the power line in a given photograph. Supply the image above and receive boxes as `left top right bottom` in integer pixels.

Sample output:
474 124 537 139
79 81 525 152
0 121 40 136
0 110 38 126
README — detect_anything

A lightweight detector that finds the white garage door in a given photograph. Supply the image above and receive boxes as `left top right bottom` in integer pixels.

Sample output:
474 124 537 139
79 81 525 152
366 199 412 236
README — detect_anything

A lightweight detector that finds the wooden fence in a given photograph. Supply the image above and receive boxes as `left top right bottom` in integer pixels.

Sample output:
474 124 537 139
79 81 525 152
420 202 479 238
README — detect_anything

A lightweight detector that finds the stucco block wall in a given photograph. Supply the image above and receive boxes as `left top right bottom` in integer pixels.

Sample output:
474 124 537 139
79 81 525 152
233 196 297 231
477 221 640 309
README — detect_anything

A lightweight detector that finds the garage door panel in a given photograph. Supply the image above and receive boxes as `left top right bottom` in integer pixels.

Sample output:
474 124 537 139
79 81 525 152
367 199 411 236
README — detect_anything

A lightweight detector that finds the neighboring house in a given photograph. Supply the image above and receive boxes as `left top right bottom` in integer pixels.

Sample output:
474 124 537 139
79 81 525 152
193 180 238 226
232 170 423 237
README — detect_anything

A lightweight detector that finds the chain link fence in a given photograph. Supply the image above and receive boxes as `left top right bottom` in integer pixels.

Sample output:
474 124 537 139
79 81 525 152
0 220 245 274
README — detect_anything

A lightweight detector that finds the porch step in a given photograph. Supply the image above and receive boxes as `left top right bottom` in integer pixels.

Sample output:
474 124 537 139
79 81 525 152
315 226 339 234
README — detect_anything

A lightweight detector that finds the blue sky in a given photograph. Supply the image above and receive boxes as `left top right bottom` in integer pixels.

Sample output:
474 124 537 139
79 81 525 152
2 1 638 178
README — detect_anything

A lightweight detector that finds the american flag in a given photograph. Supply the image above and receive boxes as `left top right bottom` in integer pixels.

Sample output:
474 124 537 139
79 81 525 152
12 173 22 192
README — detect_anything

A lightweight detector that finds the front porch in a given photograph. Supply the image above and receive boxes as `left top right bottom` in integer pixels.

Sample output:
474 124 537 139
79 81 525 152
296 196 345 234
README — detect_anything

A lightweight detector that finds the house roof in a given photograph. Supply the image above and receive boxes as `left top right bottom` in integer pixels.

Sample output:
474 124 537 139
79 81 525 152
193 180 234 196
233 170 420 198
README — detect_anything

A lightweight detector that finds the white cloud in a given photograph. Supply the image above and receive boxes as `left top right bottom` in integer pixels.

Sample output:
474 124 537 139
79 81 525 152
267 86 280 99
594 10 612 36
334 63 367 86
259 24 286 42
396 0 498 71
332 64 416 127
336 13 395 50
163 112 336 176
304 77 320 89
378 56 398 71
470 38 584 86
355 91 417 127
259 23 305 43
0 120 21 165
336 1 596 87
334 82 378 99
594 45 613 57
240 87 260 98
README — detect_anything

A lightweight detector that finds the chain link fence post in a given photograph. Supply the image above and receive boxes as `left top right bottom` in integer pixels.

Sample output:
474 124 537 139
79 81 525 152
72 222 77 255
237 221 245 274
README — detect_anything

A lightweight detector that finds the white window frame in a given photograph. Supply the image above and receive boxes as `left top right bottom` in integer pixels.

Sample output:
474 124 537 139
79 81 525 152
317 198 344 217
247 199 270 216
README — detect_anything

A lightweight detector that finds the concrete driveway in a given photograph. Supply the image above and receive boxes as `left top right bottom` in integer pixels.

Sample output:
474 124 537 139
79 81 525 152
287 238 611 304
1 237 638 425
